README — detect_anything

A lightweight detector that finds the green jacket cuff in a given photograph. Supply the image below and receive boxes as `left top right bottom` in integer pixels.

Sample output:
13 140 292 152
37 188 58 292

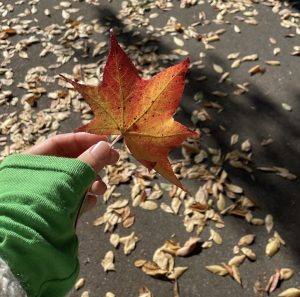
0 154 96 297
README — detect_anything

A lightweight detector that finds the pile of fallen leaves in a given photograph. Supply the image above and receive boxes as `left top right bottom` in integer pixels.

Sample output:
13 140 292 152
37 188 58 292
0 1 299 297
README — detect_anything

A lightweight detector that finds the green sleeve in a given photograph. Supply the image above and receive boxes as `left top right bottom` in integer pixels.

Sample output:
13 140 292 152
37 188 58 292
0 154 96 297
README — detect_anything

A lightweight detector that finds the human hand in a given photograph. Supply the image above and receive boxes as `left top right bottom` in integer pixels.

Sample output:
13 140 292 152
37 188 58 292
24 132 119 211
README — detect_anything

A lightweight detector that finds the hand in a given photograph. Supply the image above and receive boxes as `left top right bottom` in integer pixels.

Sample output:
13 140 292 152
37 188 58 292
24 132 119 211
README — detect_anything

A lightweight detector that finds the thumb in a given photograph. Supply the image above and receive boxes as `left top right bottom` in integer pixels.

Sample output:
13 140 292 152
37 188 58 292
78 141 119 173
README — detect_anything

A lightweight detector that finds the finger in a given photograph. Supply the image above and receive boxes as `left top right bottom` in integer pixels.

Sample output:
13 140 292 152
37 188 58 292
78 141 119 173
24 132 108 157
90 180 107 195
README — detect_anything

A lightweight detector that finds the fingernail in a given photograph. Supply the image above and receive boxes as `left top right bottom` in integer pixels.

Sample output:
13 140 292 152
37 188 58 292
90 141 110 158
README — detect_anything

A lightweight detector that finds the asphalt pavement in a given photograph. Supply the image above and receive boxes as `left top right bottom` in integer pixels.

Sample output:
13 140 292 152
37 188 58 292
1 1 300 297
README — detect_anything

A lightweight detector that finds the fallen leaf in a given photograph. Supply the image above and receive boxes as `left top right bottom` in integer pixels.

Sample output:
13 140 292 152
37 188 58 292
206 265 228 276
228 255 246 266
173 36 184 47
119 232 139 255
101 251 115 272
110 233 120 248
265 269 280 294
74 278 85 290
173 279 180 297
62 30 198 190
227 52 240 60
280 268 294 280
265 60 281 66
139 287 154 297
176 237 200 257
266 237 281 257
210 228 223 244
241 247 256 261
213 64 224 74
278 288 300 297
265 214 274 233
238 234 256 246
282 103 292 111
168 266 188 279
231 265 242 285
248 65 266 75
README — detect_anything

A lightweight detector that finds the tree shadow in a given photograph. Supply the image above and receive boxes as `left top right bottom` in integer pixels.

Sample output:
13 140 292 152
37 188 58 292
286 0 300 10
73 4 300 266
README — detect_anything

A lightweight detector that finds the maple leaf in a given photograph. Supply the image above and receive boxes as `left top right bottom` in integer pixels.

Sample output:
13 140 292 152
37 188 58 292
62 30 199 190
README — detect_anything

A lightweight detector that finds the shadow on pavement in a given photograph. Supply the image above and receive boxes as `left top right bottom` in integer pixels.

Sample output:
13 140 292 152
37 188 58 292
73 6 300 265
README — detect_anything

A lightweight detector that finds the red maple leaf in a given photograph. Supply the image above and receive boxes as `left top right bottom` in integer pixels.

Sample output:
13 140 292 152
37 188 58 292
62 30 199 190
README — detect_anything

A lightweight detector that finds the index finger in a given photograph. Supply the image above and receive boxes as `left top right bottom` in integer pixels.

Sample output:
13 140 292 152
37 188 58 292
24 132 108 158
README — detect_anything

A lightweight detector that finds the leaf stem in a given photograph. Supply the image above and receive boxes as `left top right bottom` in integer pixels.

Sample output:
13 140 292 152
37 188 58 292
110 134 123 148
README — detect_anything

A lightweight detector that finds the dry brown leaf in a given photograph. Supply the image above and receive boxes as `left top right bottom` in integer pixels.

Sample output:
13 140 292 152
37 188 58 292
248 65 266 75
225 183 243 194
159 240 179 256
280 268 294 280
282 103 292 112
110 234 120 248
176 237 200 257
278 288 300 297
202 241 213 249
274 231 286 245
265 269 280 294
101 251 115 272
217 194 226 211
265 214 274 233
119 232 139 255
171 197 182 214
238 234 256 246
160 202 174 214
213 64 224 74
241 247 256 261
81 291 89 297
74 278 85 290
251 218 265 225
266 237 281 257
168 266 188 280
108 199 128 210
139 287 154 297
153 249 174 272
253 280 265 297
273 47 281 56
231 265 242 285
231 59 241 68
230 134 239 146
234 25 241 33
141 261 168 277
227 52 240 60
134 259 147 268
242 54 258 62
206 265 228 276
218 72 230 83
210 228 223 244
265 60 281 66
241 139 251 152
173 279 180 297
173 36 184 47
140 201 158 210
228 255 246 267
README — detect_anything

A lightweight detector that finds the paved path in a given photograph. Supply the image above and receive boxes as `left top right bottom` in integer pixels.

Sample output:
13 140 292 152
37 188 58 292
0 1 299 296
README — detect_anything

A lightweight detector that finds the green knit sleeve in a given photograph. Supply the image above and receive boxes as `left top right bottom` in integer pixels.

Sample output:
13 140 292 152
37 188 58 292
0 154 96 297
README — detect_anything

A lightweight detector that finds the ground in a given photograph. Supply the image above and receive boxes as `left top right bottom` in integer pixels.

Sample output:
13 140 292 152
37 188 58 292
0 1 300 297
